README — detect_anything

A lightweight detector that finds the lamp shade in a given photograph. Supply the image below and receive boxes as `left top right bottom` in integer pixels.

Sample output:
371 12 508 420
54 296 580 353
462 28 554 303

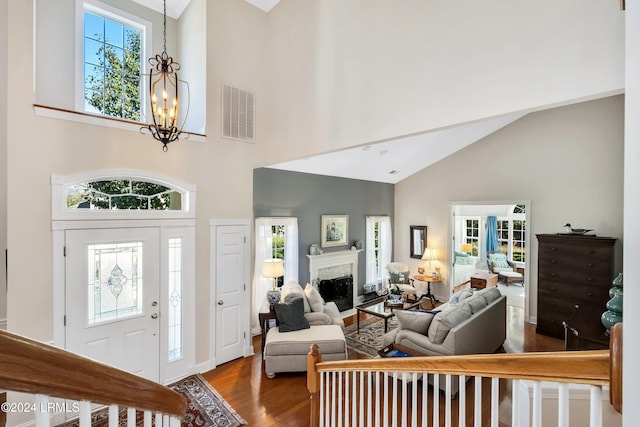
460 243 472 253
421 248 436 261
263 259 284 278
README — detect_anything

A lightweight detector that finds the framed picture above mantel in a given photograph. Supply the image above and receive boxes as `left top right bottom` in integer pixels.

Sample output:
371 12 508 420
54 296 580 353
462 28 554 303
321 215 349 247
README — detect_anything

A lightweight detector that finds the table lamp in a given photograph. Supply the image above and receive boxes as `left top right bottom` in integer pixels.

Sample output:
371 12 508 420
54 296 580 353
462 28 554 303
263 259 284 305
460 243 472 255
421 248 436 277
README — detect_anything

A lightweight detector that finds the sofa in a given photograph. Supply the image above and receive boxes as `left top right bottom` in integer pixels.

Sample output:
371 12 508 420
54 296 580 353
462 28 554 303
382 287 506 395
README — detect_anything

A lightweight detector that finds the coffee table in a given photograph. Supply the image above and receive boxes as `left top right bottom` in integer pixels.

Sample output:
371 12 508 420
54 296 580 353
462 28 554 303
355 296 421 333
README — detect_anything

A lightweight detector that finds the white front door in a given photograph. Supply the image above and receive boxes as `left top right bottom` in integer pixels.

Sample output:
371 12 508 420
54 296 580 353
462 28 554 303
65 227 160 382
215 225 248 365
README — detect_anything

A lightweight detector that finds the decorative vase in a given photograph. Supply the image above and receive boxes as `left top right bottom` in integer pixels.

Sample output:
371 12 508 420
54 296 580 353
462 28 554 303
601 273 623 332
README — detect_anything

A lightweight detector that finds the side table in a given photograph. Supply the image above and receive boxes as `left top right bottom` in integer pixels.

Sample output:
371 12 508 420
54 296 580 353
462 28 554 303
259 309 278 358
412 275 444 307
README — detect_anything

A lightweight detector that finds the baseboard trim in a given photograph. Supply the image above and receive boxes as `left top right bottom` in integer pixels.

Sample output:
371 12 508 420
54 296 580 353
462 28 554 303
0 319 6 330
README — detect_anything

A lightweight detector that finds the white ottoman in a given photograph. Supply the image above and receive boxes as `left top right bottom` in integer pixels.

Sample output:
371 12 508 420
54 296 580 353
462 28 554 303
498 270 524 285
264 324 347 378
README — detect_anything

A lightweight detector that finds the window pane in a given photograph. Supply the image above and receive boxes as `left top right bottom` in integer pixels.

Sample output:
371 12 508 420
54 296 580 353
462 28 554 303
105 19 124 47
88 242 143 325
66 180 183 211
168 238 183 361
84 12 104 42
84 38 104 66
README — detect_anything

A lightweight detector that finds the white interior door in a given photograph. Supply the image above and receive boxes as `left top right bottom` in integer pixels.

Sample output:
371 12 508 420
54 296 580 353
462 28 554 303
215 224 247 365
65 227 160 382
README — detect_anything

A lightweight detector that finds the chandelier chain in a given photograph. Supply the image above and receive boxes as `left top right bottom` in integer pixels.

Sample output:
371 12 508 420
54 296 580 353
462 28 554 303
163 0 167 53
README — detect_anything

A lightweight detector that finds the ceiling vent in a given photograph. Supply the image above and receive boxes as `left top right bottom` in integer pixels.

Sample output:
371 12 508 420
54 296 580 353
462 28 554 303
222 83 255 143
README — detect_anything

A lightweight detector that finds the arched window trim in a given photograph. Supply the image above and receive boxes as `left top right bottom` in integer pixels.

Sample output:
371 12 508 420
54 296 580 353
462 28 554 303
52 169 196 221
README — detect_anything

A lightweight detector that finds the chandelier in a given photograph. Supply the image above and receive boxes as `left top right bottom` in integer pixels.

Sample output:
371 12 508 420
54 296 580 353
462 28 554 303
143 0 189 152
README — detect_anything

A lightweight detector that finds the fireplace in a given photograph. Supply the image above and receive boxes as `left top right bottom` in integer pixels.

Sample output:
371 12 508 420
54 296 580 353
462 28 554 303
318 275 354 312
307 249 362 312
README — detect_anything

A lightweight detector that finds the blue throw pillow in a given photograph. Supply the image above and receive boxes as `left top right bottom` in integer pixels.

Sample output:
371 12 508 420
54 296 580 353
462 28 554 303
274 297 310 332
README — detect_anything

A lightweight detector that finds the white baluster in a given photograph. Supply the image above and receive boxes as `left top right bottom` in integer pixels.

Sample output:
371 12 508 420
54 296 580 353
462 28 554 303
458 375 465 427
532 381 542 427
352 371 358 427
433 374 439 427
170 415 181 427
383 372 389 427
319 372 325 427
367 371 372 427
345 371 351 427
589 385 602 427
511 380 520 427
360 372 365 427
108 405 118 427
143 410 152 427
411 373 418 427
421 376 428 427
375 371 381 427
127 407 136 427
154 411 162 427
330 372 336 426
34 394 49 427
445 375 452 427
558 383 569 427
338 371 343 427
78 400 91 427
474 376 482 427
392 372 398 427
491 377 499 427
163 414 169 426
401 372 407 427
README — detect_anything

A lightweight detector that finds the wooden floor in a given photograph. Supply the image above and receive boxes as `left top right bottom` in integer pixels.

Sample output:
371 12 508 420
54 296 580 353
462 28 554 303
202 305 564 426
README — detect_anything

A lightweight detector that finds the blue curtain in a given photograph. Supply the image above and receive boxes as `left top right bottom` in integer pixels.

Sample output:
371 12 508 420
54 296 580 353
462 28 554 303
486 216 498 253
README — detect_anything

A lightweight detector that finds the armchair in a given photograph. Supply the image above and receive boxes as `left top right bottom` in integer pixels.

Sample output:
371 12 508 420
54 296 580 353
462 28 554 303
487 251 524 286
386 262 417 299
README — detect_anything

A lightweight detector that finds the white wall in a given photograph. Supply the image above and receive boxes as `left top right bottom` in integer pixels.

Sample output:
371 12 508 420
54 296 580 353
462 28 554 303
624 2 640 425
5 0 265 370
394 96 624 318
264 0 624 163
179 0 206 134
0 0 7 325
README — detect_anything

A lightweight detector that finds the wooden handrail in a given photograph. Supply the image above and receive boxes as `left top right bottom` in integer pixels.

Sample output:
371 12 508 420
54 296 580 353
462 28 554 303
311 350 610 385
610 323 622 413
0 330 186 416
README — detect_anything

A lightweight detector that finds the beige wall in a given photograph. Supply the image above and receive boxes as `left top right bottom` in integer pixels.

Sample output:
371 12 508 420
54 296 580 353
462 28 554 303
6 0 265 368
0 0 7 325
264 0 624 163
394 95 624 319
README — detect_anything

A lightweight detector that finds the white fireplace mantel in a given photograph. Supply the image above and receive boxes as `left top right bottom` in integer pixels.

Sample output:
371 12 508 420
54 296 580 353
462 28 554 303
307 249 363 308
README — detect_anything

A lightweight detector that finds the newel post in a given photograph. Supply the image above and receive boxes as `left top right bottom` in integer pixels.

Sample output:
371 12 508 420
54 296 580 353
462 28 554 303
307 343 322 427
610 322 622 413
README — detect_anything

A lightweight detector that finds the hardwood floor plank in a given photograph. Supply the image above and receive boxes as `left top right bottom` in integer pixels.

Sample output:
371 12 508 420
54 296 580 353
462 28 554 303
203 308 564 426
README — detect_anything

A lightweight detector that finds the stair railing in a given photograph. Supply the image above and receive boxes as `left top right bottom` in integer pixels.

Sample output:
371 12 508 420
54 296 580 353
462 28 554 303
308 322 622 427
0 329 186 426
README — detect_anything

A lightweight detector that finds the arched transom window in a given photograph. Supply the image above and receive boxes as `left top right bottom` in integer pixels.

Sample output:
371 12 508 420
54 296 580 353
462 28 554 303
67 179 183 211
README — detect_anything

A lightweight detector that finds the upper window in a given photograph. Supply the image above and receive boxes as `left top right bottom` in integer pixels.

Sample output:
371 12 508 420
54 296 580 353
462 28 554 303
463 218 480 256
82 2 147 121
67 179 182 211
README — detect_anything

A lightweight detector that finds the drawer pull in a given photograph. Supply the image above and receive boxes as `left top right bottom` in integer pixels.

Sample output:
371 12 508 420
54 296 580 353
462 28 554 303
551 259 556 264
575 304 580 309
551 247 557 251
550 287 556 291
551 272 556 277
588 263 593 267
587 292 593 297
587 277 593 281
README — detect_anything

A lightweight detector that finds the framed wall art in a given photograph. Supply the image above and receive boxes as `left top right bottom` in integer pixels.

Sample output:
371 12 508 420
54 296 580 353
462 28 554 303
321 215 349 247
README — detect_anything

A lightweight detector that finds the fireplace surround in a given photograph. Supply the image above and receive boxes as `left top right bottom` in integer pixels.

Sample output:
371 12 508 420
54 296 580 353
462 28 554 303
308 249 362 312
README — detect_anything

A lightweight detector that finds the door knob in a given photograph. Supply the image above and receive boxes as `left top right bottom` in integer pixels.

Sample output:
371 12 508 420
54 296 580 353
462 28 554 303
151 313 158 319
218 300 224 305
151 301 158 307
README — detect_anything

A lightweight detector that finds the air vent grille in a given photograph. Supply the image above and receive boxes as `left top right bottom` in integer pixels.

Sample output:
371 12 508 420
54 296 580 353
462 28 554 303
222 83 255 142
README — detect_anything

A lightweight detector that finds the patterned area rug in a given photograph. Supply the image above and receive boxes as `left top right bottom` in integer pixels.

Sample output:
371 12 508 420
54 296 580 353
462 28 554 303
56 374 246 427
344 316 399 358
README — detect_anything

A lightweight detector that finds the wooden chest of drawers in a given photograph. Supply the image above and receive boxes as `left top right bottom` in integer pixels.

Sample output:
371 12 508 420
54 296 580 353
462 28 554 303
536 234 616 341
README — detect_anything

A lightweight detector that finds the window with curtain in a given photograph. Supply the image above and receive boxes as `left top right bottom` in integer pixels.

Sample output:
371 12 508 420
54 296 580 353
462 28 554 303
365 216 392 284
252 217 298 334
